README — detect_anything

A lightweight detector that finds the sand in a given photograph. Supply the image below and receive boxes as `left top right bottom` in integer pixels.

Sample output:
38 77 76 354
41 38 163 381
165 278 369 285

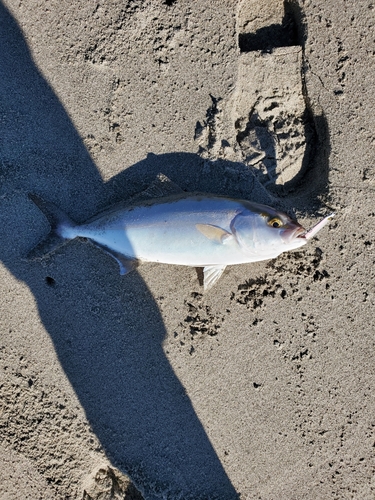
0 0 374 498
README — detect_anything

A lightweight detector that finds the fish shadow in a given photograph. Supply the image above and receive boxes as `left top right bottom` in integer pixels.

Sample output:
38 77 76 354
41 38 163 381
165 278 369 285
0 3 241 498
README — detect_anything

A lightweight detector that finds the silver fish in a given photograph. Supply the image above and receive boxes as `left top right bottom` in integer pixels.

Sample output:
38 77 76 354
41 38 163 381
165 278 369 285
28 175 334 290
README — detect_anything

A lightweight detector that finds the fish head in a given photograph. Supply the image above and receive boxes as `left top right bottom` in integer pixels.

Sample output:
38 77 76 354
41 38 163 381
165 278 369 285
232 203 308 258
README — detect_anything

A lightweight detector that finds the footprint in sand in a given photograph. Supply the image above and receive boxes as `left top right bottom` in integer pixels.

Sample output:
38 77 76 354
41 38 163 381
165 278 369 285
195 0 321 196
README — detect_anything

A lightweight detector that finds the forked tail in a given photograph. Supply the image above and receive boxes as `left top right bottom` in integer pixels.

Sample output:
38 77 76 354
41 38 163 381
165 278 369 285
28 194 77 259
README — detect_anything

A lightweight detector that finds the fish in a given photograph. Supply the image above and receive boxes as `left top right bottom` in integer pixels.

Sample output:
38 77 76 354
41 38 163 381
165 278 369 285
28 174 334 290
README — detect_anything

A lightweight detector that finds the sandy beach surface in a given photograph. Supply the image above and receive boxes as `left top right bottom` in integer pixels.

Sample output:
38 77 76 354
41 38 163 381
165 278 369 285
1 1 374 498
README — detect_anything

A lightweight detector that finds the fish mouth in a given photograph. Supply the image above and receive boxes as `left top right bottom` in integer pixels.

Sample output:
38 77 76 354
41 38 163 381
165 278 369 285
294 226 307 239
281 224 306 243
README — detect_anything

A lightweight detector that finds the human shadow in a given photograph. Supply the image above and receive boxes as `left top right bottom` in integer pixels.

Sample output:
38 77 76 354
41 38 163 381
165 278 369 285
0 2 330 498
0 3 242 498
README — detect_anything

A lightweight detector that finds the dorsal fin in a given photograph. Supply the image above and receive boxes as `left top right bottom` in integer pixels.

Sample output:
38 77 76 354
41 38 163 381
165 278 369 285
141 173 184 199
86 174 184 223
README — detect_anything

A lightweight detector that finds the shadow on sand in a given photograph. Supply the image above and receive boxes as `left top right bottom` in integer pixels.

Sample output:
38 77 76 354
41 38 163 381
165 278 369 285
0 2 329 498
0 3 240 498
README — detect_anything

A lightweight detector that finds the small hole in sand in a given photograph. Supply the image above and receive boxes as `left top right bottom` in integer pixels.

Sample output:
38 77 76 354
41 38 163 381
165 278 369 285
45 276 56 287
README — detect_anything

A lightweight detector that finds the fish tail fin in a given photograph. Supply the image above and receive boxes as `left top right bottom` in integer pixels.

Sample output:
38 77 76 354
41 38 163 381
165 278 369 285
28 194 77 259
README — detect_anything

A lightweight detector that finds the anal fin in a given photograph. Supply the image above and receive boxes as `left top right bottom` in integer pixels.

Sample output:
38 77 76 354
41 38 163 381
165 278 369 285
203 265 226 291
89 241 139 275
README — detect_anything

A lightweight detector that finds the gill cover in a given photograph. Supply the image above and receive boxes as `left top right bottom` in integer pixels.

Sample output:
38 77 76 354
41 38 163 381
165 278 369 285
231 209 266 252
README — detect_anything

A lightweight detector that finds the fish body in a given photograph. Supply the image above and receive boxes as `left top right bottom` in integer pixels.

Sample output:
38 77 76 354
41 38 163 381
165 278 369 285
29 177 333 289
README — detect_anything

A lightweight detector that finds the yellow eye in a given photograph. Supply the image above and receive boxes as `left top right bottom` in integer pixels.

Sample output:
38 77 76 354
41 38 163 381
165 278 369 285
268 217 283 228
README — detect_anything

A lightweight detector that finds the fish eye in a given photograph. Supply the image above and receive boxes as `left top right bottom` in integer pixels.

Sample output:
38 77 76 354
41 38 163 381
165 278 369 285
268 217 283 228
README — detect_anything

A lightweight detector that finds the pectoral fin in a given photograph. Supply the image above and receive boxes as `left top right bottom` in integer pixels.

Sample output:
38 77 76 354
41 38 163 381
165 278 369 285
196 224 232 243
89 241 139 275
203 265 227 290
